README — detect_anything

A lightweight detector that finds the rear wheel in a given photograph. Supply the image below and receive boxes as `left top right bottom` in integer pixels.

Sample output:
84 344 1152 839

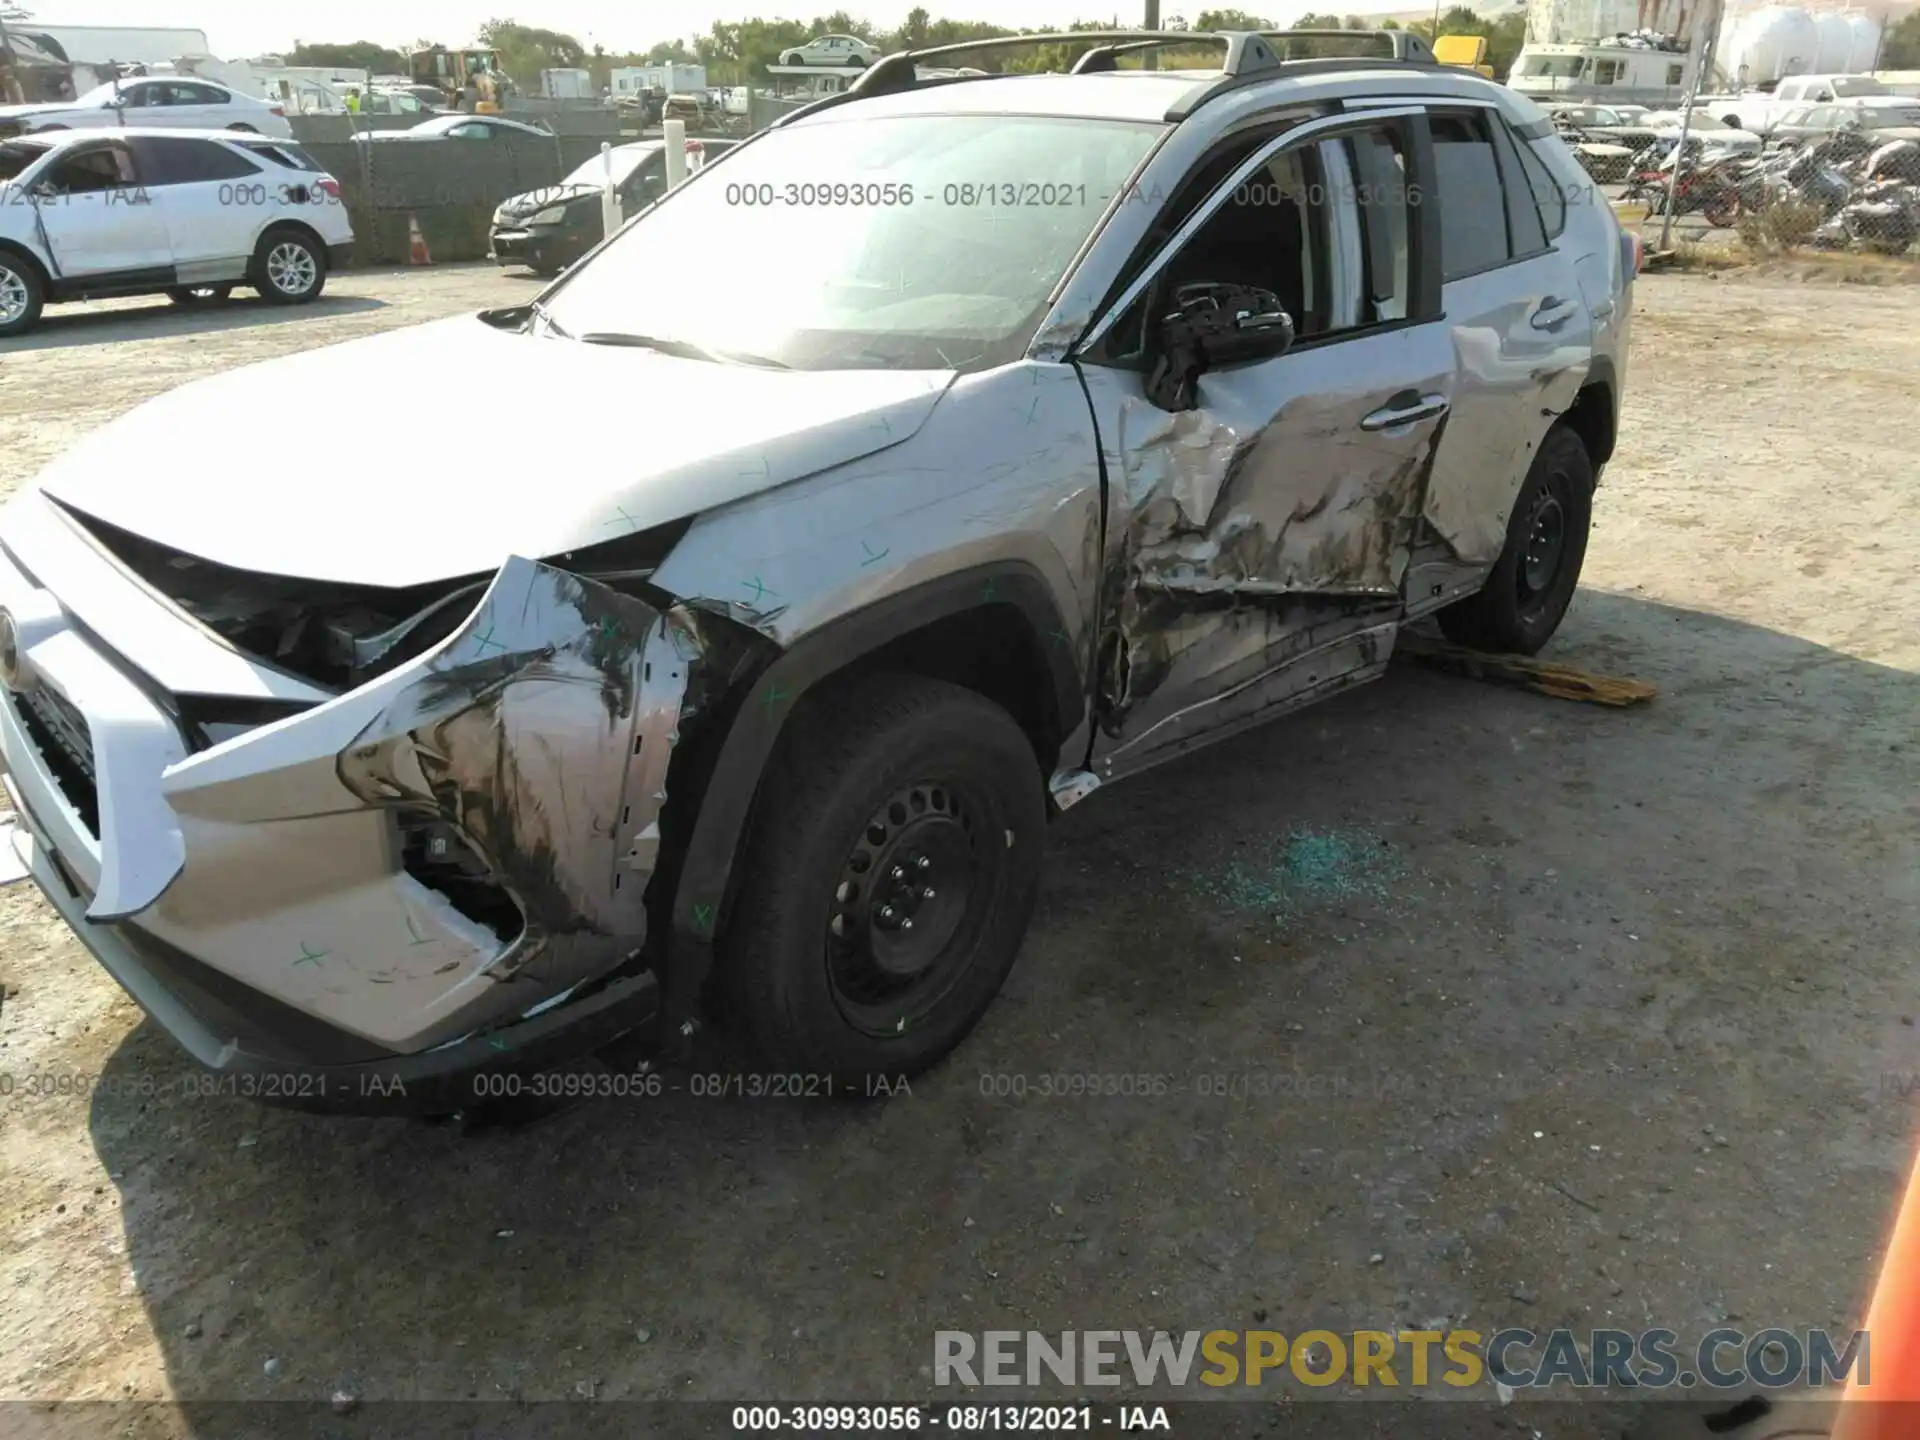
249 228 326 304
0 253 44 337
719 673 1046 1083
1437 424 1594 655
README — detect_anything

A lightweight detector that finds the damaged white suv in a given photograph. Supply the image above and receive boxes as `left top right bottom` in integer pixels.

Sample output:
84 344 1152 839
0 31 1635 1113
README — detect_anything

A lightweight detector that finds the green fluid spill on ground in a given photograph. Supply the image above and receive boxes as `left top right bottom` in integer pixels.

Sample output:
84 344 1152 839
1191 827 1404 915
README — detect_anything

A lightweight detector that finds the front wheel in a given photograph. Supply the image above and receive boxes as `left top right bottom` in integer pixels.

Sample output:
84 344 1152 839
1437 424 1594 655
249 229 326 304
719 673 1047 1084
1704 191 1737 227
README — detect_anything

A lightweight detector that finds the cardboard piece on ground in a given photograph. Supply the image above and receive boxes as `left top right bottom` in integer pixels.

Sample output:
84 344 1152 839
1397 634 1657 707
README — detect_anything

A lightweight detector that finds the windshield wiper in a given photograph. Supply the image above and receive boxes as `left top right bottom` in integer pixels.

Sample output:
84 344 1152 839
577 331 789 369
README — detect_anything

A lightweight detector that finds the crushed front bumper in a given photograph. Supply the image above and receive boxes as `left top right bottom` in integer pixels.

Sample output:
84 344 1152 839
0 531 696 1112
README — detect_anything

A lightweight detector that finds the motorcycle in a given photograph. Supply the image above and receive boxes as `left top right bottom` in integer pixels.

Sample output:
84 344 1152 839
1623 151 1745 227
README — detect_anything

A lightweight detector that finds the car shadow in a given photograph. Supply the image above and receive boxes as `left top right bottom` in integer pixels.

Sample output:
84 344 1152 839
73 588 1919 1425
1 294 388 351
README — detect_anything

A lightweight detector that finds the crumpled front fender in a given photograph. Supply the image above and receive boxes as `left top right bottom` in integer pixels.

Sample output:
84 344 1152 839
148 557 699 1051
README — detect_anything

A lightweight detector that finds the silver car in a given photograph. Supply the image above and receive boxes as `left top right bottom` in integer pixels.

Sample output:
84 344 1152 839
0 32 1635 1112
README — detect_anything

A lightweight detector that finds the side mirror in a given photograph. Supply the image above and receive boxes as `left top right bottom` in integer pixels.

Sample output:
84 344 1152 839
1144 281 1295 412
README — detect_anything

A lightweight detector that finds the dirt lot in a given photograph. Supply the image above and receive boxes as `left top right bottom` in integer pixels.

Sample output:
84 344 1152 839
0 265 1916 1433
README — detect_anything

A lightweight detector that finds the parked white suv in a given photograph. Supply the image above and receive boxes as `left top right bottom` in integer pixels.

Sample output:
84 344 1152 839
0 129 353 336
0 78 294 140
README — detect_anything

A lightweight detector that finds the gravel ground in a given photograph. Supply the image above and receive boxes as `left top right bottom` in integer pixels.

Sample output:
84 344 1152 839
0 263 1916 1436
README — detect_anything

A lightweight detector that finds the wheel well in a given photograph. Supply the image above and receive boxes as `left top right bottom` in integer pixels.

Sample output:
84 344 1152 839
255 219 327 258
1559 379 1615 468
800 605 1067 774
0 239 49 288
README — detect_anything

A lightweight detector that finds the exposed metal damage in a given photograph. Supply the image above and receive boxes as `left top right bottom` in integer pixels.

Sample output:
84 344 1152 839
334 557 700 995
1094 394 1444 734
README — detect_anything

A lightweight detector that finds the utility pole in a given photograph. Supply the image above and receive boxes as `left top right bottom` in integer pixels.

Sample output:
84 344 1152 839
1656 0 1727 253
1144 0 1159 71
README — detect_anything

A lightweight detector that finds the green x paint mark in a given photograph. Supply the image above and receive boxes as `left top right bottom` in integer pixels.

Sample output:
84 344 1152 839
981 578 1000 603
605 505 643 533
474 623 506 656
487 1036 509 1052
1022 396 1040 425
869 415 893 440
294 942 328 968
691 902 716 934
1049 628 1070 649
405 916 432 947
597 617 622 642
743 576 776 605
860 540 890 566
762 683 789 711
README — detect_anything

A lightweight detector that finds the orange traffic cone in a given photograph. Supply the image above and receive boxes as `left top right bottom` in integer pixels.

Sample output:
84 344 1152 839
407 213 431 265
1833 1141 1920 1439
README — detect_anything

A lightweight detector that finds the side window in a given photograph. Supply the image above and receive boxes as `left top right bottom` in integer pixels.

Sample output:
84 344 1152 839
1429 112 1512 282
119 83 157 108
1508 131 1568 240
1152 140 1334 341
1667 62 1686 85
133 136 260 184
183 84 229 105
449 123 490 139
1339 125 1414 324
46 145 134 194
1593 60 1620 86
1487 118 1548 257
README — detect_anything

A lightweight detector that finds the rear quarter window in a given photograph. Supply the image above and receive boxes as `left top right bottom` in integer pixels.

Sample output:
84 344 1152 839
238 141 320 171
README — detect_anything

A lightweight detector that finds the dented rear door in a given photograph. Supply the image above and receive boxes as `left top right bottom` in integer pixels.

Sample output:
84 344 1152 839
1070 112 1456 781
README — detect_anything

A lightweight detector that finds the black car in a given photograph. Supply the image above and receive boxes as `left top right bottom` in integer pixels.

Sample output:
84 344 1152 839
489 138 736 276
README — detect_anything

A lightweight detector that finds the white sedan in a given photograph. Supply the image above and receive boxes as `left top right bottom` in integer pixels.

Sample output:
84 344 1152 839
352 114 553 142
0 78 293 140
778 35 881 68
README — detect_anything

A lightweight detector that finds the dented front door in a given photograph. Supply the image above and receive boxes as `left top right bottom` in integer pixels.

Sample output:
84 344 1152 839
1066 107 1457 781
1079 325 1454 778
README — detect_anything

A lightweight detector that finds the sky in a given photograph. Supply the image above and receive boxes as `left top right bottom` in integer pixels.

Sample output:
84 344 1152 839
17 1 1385 61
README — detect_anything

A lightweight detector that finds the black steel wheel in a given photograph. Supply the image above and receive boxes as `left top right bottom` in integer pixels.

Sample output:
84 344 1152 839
719 672 1046 1082
1438 424 1594 655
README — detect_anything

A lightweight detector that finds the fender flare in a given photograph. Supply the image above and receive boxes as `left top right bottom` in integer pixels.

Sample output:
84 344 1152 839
659 560 1084 1022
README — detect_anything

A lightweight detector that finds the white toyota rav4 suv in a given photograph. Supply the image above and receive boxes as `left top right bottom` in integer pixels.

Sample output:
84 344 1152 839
0 128 353 336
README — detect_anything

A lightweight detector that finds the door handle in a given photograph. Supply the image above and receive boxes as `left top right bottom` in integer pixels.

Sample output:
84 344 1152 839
1531 296 1579 329
1360 391 1449 431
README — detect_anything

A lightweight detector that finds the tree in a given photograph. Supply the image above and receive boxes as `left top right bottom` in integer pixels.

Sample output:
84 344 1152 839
478 18 587 89
286 41 408 74
1194 9 1272 29
1883 10 1920 70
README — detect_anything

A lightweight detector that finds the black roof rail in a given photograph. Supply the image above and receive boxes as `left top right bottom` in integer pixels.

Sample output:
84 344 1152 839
1257 27 1438 62
767 25 1444 129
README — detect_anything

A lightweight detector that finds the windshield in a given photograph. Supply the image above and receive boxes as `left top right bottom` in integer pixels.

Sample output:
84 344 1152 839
0 139 52 180
1520 55 1588 78
540 113 1163 373
1830 78 1887 97
562 146 655 188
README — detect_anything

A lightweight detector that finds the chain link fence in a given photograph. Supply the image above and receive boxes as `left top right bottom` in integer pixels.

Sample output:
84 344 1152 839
1568 128 1920 261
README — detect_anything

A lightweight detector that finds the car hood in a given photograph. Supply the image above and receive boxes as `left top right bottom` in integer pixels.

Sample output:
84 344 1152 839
497 182 600 216
30 314 957 588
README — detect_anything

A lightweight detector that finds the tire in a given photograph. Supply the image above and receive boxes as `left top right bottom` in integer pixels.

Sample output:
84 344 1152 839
718 672 1047 1084
1437 424 1594 656
1704 192 1737 227
0 251 45 337
166 284 233 305
249 227 326 304
847 56 866 68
